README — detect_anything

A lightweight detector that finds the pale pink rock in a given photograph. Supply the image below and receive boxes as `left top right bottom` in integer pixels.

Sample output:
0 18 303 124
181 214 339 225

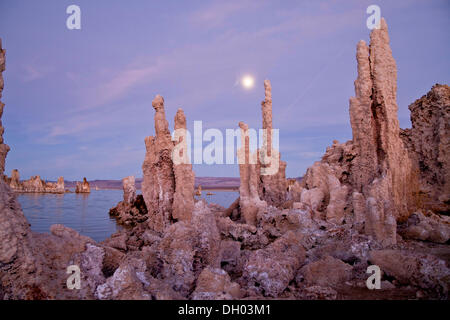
75 177 90 193
301 256 352 288
142 95 175 232
122 176 136 204
242 231 306 297
401 84 450 213
238 121 266 225
191 267 241 300
259 80 287 207
8 169 65 193
172 108 195 222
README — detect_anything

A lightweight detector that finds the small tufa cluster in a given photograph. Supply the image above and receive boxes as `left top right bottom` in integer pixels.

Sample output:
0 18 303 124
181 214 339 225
237 80 289 225
6 169 64 193
75 177 91 193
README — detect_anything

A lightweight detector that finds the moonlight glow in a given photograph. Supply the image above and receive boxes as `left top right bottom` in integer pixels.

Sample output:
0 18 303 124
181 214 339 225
241 75 255 89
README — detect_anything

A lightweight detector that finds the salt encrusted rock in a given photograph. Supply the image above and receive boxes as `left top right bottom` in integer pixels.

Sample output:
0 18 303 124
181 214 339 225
0 180 37 299
300 256 353 288
369 249 450 297
123 176 136 204
398 211 450 244
75 177 90 193
304 286 337 300
172 108 195 222
191 267 241 300
95 258 152 300
242 231 306 297
286 179 302 202
109 194 148 227
400 84 450 214
157 200 221 296
238 121 266 226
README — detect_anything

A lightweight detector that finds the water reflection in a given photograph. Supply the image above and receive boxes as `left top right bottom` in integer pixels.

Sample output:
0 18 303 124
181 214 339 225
17 189 238 242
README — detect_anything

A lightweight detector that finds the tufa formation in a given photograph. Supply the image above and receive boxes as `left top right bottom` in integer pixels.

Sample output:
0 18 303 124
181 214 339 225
0 18 449 301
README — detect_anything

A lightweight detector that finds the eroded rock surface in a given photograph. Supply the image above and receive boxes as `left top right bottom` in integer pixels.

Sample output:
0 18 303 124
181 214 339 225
401 84 450 214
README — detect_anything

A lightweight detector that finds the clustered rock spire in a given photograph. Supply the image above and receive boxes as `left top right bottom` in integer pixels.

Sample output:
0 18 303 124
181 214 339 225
258 80 288 207
142 95 195 233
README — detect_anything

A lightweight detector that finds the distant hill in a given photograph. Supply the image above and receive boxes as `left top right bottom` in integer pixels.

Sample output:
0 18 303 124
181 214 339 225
64 176 302 190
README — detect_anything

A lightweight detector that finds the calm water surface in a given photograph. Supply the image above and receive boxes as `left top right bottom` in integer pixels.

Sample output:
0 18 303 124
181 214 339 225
17 189 237 242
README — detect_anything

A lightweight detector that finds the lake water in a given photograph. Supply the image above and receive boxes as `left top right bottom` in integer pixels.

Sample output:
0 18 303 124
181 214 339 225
17 189 238 242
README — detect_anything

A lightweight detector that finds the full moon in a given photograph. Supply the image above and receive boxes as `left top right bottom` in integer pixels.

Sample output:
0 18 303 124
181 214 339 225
241 75 255 89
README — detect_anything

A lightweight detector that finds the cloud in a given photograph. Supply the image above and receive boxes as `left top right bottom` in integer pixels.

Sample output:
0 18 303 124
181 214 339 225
20 64 52 82
189 1 260 28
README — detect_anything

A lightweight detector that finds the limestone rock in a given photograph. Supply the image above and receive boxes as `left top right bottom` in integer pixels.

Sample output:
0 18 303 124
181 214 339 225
142 95 195 232
349 19 418 222
398 211 450 244
8 170 65 193
401 84 450 214
157 200 221 297
122 176 136 204
0 180 37 299
304 286 338 300
242 231 306 297
238 121 266 226
369 250 450 297
300 256 353 288
172 108 195 222
286 179 302 202
259 80 287 207
75 177 90 193
109 194 148 227
95 258 152 300
191 267 240 300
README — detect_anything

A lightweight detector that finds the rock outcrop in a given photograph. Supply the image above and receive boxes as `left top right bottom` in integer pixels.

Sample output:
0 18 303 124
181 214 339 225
142 95 195 232
109 176 148 226
7 169 64 193
122 176 136 204
75 177 90 193
400 84 450 214
298 19 424 246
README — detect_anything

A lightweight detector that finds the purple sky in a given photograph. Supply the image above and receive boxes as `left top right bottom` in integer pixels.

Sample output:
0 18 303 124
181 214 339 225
0 0 449 180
